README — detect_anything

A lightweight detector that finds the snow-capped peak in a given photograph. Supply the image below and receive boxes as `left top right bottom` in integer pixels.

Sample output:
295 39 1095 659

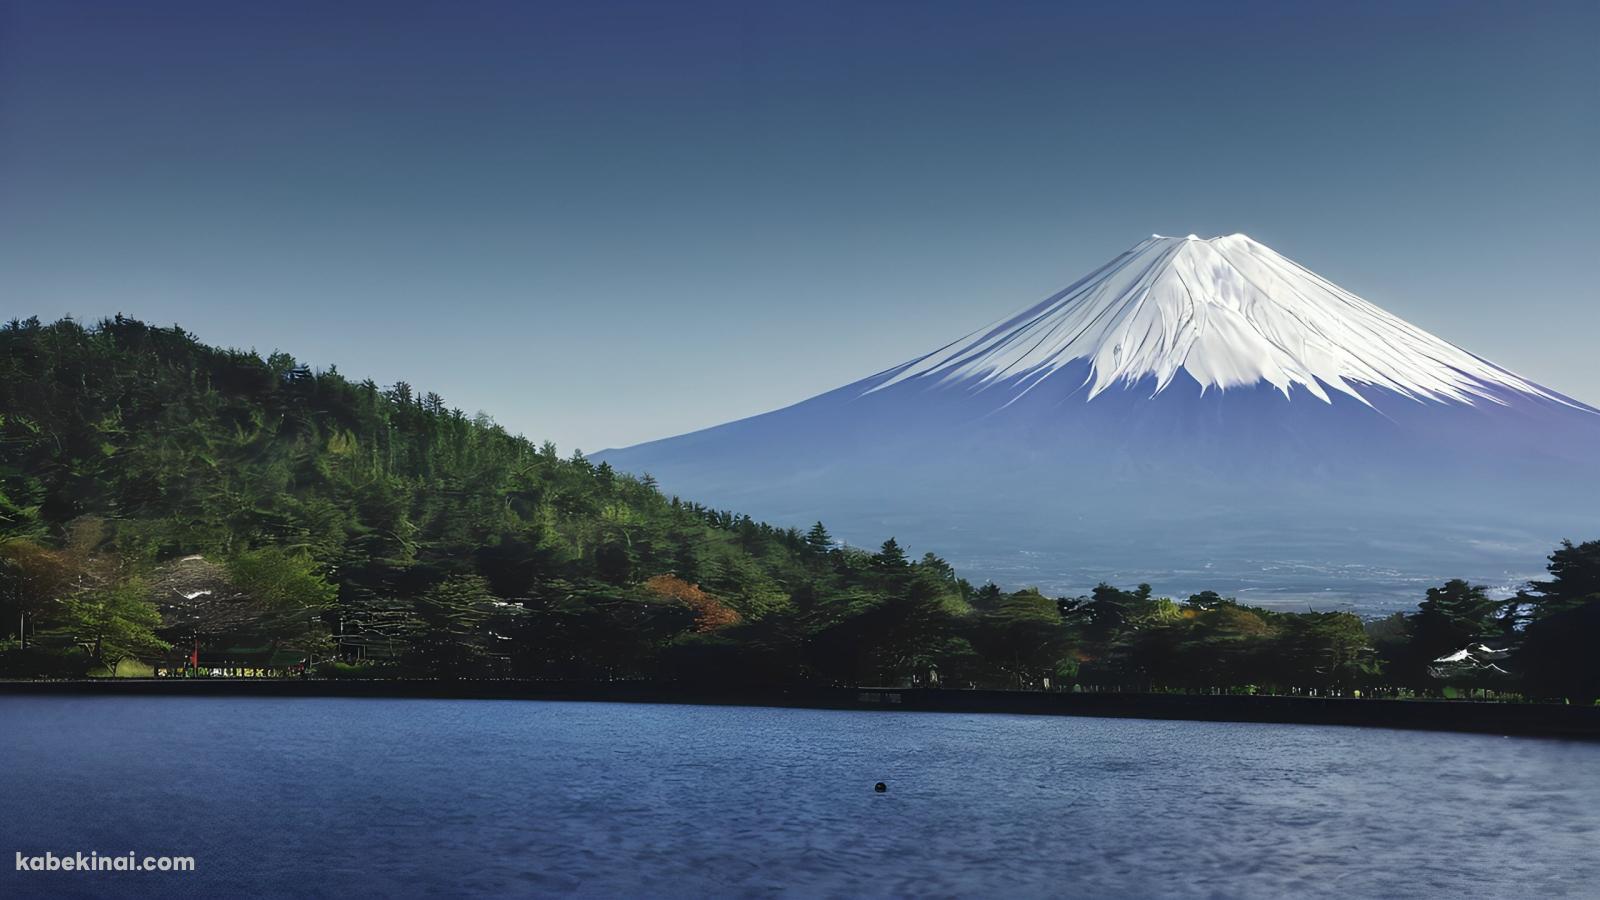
869 233 1571 407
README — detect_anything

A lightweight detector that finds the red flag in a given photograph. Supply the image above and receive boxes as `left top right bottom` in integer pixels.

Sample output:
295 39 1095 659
190 637 199 669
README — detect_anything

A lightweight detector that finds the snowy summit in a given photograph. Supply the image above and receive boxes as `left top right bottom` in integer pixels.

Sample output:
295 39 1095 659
871 233 1566 407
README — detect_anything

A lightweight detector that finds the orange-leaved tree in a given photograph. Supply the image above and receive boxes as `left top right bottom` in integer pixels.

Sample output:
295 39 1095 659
642 574 741 633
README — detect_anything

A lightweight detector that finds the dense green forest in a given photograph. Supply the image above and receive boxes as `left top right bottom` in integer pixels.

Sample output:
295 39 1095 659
2 316 1596 701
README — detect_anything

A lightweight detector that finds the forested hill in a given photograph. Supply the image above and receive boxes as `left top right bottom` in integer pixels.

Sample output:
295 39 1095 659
0 313 837 601
0 314 985 682
2 315 1596 702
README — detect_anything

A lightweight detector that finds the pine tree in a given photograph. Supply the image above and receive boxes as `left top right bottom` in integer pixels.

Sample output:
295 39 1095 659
872 537 908 570
1407 579 1496 661
804 522 832 554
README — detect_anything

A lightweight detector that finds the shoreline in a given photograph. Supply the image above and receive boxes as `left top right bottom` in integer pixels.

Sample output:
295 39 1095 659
3 679 1597 738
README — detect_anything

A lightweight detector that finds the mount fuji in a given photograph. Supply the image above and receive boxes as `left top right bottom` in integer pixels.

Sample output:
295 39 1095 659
598 234 1600 610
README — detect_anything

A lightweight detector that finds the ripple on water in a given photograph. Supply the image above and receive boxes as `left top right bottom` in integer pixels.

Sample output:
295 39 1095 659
1 697 1598 898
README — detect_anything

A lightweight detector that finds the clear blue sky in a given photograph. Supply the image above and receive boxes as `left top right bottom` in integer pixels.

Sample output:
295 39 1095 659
3 1 1595 451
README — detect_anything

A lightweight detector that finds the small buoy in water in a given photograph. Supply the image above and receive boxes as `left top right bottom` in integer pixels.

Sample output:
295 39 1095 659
874 782 887 793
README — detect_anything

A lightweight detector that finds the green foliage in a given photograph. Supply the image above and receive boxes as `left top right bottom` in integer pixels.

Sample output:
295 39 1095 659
804 522 832 555
1082 582 1155 644
1396 580 1498 684
53 577 169 675
1 316 1595 699
872 538 909 572
1512 539 1600 702
1521 540 1600 621
1516 601 1600 703
401 575 523 677
226 548 337 635
1270 612 1377 691
0 537 75 649
968 589 1074 688
315 660 377 679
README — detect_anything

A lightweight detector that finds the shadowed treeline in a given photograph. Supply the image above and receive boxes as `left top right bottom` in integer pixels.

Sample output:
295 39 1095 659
1 316 1595 703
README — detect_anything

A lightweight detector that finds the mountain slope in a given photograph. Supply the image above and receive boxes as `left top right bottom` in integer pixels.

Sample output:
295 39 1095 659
598 235 1600 609
0 316 863 640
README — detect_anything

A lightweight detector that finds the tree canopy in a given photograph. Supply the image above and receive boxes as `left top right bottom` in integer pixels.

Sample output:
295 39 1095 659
1 315 1595 700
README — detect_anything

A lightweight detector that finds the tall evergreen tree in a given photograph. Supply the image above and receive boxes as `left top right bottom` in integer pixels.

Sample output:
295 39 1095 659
872 537 908 570
804 522 832 555
1406 579 1497 663
1514 541 1600 702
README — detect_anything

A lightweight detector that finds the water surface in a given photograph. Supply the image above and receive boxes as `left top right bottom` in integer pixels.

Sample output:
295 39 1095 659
1 697 1596 897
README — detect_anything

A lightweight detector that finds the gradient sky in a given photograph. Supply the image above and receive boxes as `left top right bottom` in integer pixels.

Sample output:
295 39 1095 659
2 1 1596 451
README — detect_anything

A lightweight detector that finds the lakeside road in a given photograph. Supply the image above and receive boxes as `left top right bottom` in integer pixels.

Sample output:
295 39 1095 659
3 679 1597 739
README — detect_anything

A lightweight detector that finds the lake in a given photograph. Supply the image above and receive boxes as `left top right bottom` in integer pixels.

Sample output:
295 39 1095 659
1 697 1597 898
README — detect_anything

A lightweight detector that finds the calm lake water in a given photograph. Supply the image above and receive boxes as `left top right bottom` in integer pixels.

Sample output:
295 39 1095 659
1 697 1597 898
